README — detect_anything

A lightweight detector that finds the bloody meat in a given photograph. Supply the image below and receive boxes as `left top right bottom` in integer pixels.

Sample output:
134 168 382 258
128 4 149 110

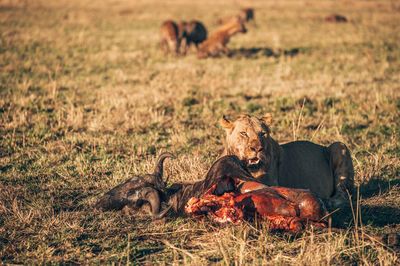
185 176 327 232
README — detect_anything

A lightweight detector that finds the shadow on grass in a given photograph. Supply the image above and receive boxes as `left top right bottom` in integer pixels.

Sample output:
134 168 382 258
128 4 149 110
331 178 400 229
359 178 400 199
228 47 302 59
331 204 400 228
134 247 165 260
359 205 400 227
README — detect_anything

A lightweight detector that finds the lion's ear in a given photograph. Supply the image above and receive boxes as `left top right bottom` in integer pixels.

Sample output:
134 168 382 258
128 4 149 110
220 115 234 131
261 113 273 126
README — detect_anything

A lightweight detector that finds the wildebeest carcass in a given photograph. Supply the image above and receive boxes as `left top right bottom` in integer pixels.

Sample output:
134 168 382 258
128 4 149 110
96 154 327 231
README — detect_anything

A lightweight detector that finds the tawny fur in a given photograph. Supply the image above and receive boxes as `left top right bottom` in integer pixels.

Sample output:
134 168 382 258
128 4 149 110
197 17 247 58
160 20 181 55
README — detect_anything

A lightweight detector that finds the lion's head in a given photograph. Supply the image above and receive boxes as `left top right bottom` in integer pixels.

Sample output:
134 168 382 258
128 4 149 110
220 114 280 182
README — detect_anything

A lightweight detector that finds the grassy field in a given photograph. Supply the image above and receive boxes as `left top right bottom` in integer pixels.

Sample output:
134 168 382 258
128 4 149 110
1 0 399 263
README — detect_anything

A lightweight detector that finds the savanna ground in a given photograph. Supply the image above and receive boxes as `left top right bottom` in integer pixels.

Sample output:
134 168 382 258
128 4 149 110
0 0 399 264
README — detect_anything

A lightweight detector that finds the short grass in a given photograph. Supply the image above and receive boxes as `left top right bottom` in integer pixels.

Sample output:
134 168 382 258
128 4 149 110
0 0 399 264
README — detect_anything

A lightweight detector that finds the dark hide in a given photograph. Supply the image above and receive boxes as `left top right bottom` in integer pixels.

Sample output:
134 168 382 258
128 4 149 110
95 152 175 219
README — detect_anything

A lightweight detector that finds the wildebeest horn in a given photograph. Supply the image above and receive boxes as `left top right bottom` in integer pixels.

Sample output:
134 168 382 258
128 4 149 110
153 152 175 184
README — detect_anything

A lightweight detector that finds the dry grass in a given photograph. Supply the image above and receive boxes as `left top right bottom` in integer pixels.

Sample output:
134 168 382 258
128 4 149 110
0 0 399 263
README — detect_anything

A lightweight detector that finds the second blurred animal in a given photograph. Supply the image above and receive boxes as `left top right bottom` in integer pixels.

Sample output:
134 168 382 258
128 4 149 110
216 8 255 26
197 17 247 58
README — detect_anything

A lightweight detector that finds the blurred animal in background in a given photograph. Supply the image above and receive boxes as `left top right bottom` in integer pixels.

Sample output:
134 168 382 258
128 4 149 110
197 17 247 58
160 20 182 55
95 152 175 219
239 8 255 24
216 7 255 26
215 14 243 26
325 14 348 23
178 20 207 55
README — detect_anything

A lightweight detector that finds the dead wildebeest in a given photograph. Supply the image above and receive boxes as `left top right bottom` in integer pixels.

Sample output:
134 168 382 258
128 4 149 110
178 20 207 55
325 14 348 23
95 153 325 227
95 152 175 219
95 153 255 219
160 20 182 55
197 17 247 58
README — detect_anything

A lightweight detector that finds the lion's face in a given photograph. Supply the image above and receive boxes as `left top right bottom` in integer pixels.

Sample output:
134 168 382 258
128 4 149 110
221 114 273 177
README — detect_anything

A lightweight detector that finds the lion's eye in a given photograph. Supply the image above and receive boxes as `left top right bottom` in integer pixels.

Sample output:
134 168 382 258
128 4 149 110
240 131 248 137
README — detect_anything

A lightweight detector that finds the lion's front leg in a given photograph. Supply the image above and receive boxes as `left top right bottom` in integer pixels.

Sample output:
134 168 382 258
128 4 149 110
327 142 355 208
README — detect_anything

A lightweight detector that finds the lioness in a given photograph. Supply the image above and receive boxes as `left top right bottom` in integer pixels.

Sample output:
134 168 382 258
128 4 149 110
219 114 354 208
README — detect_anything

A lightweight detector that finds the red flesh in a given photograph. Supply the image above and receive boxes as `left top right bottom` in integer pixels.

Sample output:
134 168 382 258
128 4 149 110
185 178 326 232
